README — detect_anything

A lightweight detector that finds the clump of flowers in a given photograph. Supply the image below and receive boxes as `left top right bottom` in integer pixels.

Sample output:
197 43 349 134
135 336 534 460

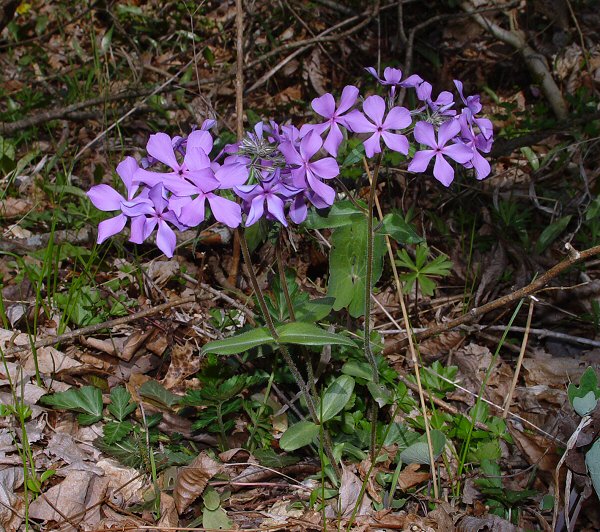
88 67 494 256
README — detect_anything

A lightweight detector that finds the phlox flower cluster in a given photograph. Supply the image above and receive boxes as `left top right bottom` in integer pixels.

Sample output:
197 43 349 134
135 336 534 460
88 67 493 256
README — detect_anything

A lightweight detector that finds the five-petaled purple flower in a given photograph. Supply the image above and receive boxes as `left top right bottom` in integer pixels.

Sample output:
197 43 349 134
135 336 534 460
345 95 411 158
408 120 474 186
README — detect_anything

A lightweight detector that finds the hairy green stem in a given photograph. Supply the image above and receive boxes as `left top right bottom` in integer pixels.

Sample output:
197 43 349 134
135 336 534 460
239 229 340 479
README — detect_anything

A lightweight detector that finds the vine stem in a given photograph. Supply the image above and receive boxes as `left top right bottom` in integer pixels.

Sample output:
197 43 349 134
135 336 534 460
363 156 439 499
239 230 341 480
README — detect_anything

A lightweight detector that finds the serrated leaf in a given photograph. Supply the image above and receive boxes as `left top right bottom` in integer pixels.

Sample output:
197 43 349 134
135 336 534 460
174 451 222 514
319 375 355 422
276 322 357 348
305 200 365 229
328 216 386 317
279 421 319 451
201 327 274 355
399 429 446 465
586 439 600 501
103 420 134 444
535 215 572 254
108 386 137 421
139 380 181 409
41 386 103 425
377 213 423 245
94 436 145 468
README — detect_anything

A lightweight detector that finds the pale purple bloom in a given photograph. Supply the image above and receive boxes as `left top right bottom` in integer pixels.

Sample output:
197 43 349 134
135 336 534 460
365 67 423 97
416 82 455 116
279 131 339 208
408 120 473 186
344 95 411 158
454 80 482 116
87 156 146 244
121 184 184 258
235 170 298 226
457 114 491 180
300 85 359 156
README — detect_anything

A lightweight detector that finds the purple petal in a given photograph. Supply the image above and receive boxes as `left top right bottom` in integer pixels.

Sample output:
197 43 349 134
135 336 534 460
121 198 154 217
207 194 242 228
364 66 383 84
383 67 402 84
401 74 423 88
443 142 474 164
129 216 146 244
310 157 339 179
471 151 491 180
245 195 265 227
116 157 139 198
156 221 176 257
149 184 167 213
432 154 455 187
215 162 249 188
289 196 308 224
299 122 328 139
343 110 374 133
382 106 411 130
178 195 207 227
362 132 382 158
186 168 220 193
337 85 359 114
312 93 335 119
323 124 343 157
146 133 179 170
381 132 409 155
187 130 213 155
87 185 123 211
362 95 385 126
143 218 158 241
279 142 303 166
413 121 437 148
437 119 461 147
299 131 323 161
306 173 335 206
97 214 126 244
266 195 287 226
163 178 200 196
408 150 435 173
132 167 170 188
416 81 432 102
184 147 211 170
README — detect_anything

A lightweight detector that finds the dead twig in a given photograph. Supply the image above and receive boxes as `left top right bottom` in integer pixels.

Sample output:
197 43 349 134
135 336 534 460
383 243 600 356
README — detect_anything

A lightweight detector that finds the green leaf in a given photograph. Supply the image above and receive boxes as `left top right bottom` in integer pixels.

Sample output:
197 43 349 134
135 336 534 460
568 367 600 408
279 421 319 451
295 297 335 322
305 200 365 229
253 448 300 468
108 386 137 421
342 144 365 167
586 440 600 502
41 386 103 426
377 213 423 245
201 327 274 355
535 215 572 254
367 382 393 407
395 244 452 297
328 216 386 317
341 360 374 381
203 487 221 511
573 391 598 417
399 429 446 465
138 380 181 409
202 506 232 530
275 322 357 348
319 375 355 422
103 420 134 444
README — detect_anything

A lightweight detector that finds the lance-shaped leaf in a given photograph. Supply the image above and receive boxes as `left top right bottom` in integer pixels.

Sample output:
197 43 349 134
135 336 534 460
276 322 356 348
319 375 355 422
201 327 275 355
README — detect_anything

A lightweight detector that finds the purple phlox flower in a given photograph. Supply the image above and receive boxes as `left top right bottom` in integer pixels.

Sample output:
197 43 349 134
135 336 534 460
135 130 215 188
87 156 147 244
457 114 491 180
200 118 217 131
365 66 424 99
280 124 301 144
344 95 411 158
120 184 185 258
454 80 482 116
407 120 474 186
453 80 493 141
300 85 359 156
416 82 455 116
279 130 339 208
235 170 299 226
214 155 250 188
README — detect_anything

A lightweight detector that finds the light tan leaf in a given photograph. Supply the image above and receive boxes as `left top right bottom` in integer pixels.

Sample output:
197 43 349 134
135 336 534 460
0 468 24 532
397 463 431 490
161 342 199 390
97 459 145 506
173 451 222 515
157 493 179 527
336 465 371 518
457 514 518 532
0 198 34 219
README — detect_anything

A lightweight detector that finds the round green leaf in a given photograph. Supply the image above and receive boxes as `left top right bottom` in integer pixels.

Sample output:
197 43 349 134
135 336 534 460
319 375 355 422
399 429 446 465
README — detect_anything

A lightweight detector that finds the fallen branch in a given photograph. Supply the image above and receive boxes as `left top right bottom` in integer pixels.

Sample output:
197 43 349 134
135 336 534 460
5 295 196 357
383 243 600 355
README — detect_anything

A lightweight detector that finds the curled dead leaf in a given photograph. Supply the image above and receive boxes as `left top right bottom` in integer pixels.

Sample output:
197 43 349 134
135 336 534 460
173 451 222 515
397 463 431 491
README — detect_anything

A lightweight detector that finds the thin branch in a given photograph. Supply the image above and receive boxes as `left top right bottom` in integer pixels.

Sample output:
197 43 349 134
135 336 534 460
383 243 600 356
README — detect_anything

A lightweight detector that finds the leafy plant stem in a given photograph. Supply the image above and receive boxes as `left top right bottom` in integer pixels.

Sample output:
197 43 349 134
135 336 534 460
363 157 440 499
239 229 340 480
215 402 228 451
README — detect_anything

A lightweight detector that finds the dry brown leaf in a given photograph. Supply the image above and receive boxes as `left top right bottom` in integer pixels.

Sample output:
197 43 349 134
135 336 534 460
173 451 222 515
357 459 382 504
522 348 600 387
0 198 34 219
28 470 95 524
335 465 371 519
161 342 200 390
23 346 82 374
0 468 24 532
397 463 431 490
157 492 179 527
509 425 559 474
97 459 145 507
457 514 518 532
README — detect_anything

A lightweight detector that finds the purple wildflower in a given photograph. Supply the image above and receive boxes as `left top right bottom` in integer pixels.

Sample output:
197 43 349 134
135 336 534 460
408 120 474 186
344 95 411 158
365 67 423 97
279 131 339 208
457 114 492 180
300 85 359 156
